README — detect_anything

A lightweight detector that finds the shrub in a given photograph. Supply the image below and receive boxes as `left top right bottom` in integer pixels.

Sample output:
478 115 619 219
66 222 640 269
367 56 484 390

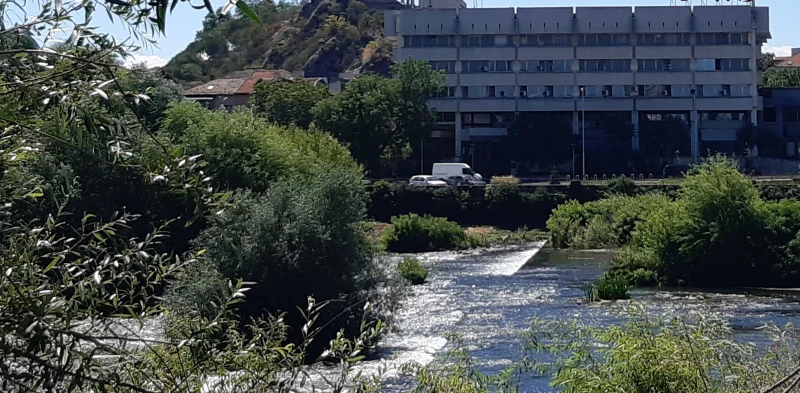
189 168 386 354
523 303 799 393
162 102 359 193
583 276 630 301
546 194 670 249
398 257 428 285
382 214 467 253
605 175 638 196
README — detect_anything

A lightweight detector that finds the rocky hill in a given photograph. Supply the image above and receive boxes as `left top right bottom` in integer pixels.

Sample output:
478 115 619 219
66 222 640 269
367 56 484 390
162 0 396 85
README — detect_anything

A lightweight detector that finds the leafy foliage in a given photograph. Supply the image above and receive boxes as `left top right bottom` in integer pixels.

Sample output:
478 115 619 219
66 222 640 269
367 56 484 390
251 79 331 128
546 194 671 249
382 214 467 253
398 257 428 285
161 101 359 192
523 304 800 393
603 156 800 288
763 67 800 88
583 276 630 301
314 60 444 175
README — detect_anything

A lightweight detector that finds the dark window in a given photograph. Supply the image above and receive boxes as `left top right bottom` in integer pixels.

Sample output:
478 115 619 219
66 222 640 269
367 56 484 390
763 107 776 123
787 107 800 123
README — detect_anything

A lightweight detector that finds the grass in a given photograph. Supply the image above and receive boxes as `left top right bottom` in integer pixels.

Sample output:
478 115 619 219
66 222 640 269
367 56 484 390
398 257 428 285
583 276 630 302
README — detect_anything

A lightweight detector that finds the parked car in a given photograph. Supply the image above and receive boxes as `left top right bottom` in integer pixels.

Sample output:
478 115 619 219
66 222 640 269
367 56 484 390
445 175 486 186
409 175 447 187
432 163 482 181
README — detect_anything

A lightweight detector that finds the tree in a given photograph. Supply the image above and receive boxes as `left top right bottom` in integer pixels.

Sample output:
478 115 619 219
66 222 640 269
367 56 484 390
506 113 576 170
759 51 776 72
313 59 444 176
251 79 330 128
764 68 800 88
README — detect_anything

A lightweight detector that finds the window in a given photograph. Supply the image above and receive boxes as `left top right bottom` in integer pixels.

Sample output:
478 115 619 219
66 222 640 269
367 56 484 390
786 107 800 123
671 85 693 97
523 60 571 72
638 33 690 46
522 34 570 47
524 85 553 98
730 84 750 97
462 35 507 47
697 32 749 45
719 58 750 71
406 35 455 47
580 34 630 46
579 85 603 97
553 85 573 98
637 59 690 71
462 113 492 125
763 107 776 123
579 59 630 72
696 59 750 72
429 61 456 73
462 60 512 73
432 86 456 98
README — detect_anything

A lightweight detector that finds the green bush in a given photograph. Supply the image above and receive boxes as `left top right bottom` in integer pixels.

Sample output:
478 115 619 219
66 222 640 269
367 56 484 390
398 258 428 285
605 175 638 196
546 194 671 249
161 102 359 193
382 214 467 253
524 304 798 393
187 168 386 354
583 276 630 301
606 156 800 288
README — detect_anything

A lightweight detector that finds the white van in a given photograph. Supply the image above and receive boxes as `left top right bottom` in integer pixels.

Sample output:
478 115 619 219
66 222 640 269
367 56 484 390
432 163 482 181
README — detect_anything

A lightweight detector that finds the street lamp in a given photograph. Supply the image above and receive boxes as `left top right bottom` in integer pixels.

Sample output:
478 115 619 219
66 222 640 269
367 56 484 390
571 143 576 178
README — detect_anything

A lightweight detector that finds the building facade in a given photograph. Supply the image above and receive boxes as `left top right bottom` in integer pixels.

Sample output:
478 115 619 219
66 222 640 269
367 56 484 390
385 3 770 175
761 88 800 157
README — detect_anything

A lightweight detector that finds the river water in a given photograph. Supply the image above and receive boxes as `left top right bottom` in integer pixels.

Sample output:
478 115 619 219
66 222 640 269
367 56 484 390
361 243 800 392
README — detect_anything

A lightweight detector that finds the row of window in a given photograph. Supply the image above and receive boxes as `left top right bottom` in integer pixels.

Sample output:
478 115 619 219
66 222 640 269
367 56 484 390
451 111 751 126
406 33 750 48
763 107 800 123
435 84 751 98
428 59 750 73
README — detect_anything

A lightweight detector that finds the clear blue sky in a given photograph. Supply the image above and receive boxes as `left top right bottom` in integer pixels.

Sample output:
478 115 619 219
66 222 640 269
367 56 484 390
106 0 796 66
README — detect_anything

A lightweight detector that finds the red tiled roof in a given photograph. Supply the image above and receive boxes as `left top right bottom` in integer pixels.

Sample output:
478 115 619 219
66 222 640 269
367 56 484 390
775 53 800 68
235 70 294 95
183 69 294 96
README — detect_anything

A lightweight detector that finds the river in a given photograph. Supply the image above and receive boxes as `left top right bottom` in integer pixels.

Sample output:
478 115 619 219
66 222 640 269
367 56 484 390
361 243 800 392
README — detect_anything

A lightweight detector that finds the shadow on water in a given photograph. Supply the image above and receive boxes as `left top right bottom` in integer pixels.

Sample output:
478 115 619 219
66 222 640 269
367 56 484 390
364 245 800 392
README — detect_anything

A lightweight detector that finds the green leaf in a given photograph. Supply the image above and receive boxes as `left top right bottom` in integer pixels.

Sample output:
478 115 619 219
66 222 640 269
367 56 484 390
44 257 61 273
235 1 262 26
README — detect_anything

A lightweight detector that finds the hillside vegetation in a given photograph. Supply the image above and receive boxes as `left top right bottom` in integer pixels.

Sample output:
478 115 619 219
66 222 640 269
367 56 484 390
163 0 392 84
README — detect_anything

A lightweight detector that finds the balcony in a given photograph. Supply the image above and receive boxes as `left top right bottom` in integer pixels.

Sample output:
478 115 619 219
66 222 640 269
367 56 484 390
460 99 516 112
459 47 515 61
635 97 693 111
517 99 575 112
694 45 753 59
635 72 692 85
576 46 633 59
394 47 457 62
635 46 692 59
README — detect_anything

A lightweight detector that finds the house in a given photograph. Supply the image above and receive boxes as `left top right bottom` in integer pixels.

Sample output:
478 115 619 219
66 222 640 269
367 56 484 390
183 69 327 110
775 48 800 68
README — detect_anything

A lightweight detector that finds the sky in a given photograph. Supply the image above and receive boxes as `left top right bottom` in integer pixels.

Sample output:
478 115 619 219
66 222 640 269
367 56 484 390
98 0 797 68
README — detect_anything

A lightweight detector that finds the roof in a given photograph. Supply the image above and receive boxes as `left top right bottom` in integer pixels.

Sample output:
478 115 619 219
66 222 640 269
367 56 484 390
184 69 294 96
775 53 800 68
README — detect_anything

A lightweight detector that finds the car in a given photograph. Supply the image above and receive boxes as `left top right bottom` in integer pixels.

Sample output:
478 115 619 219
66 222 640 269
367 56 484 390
409 175 447 187
445 175 486 186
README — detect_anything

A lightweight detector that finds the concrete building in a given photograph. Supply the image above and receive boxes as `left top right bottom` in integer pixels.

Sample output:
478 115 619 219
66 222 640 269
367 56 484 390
761 87 800 157
385 2 770 175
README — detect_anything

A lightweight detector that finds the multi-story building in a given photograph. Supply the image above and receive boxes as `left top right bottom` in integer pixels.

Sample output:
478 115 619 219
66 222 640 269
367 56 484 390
385 2 770 175
761 87 800 157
